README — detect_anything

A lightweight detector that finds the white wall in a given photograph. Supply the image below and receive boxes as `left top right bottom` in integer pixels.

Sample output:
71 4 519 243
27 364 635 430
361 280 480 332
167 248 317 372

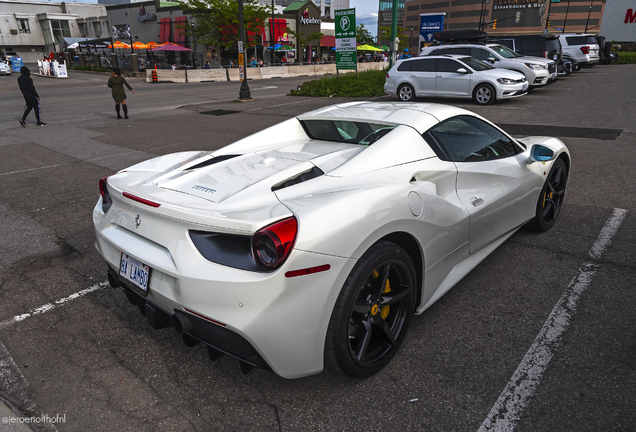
599 0 636 42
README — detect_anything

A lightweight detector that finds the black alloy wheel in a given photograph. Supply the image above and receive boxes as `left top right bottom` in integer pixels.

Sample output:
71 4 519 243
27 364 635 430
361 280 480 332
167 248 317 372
526 158 568 232
325 241 416 378
398 84 415 102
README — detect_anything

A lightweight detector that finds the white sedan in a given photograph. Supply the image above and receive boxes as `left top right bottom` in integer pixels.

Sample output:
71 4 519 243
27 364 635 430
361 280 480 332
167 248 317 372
385 55 528 105
94 102 570 378
0 61 11 76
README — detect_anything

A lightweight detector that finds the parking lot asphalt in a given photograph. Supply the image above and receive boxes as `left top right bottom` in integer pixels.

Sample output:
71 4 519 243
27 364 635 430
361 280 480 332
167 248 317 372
0 65 634 432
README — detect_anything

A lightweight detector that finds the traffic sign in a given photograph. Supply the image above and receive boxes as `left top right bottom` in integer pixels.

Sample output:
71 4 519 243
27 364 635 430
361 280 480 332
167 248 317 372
335 8 356 71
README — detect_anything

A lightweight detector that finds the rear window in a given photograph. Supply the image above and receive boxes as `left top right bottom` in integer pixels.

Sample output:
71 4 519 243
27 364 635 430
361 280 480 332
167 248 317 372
300 120 397 145
546 38 561 50
566 36 588 45
586 36 597 44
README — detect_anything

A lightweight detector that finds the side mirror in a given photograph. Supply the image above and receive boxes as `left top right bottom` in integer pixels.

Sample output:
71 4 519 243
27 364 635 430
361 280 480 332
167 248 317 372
487 57 496 63
527 144 556 164
456 68 468 74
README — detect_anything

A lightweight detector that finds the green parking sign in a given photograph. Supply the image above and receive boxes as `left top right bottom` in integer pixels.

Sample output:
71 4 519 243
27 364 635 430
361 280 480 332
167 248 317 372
335 8 356 71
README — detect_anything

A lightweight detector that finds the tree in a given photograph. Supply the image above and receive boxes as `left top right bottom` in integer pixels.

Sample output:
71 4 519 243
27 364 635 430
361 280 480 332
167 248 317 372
285 27 323 63
177 0 272 51
356 24 375 45
378 26 410 51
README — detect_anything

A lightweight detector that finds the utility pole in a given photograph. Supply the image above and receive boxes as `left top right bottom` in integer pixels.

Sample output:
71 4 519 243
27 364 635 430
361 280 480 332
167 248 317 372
238 0 251 100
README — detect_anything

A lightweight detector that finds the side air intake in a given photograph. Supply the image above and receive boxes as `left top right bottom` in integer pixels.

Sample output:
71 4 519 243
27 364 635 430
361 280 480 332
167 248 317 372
271 166 324 192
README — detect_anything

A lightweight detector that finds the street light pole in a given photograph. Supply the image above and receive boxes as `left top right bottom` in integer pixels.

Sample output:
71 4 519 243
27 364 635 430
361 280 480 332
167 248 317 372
238 0 251 100
585 0 593 32
190 16 197 67
389 0 398 68
271 0 275 64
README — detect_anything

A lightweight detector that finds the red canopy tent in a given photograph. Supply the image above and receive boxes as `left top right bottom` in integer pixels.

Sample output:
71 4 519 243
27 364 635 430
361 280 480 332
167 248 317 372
150 42 192 51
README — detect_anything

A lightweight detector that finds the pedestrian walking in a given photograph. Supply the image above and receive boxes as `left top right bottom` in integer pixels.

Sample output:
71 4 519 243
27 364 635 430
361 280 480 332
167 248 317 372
18 66 45 127
204 61 210 69
107 68 134 120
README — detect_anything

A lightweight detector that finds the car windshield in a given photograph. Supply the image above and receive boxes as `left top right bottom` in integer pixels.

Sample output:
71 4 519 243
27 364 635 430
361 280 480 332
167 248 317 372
459 57 493 71
489 45 523 58
300 120 397 145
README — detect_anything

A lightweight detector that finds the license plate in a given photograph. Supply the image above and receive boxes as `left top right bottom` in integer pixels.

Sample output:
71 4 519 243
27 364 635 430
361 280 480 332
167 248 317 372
523 83 528 91
120 253 150 292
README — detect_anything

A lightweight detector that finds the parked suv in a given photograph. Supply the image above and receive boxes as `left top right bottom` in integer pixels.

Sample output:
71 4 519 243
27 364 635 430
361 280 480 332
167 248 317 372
420 43 556 87
384 54 528 105
489 34 562 62
558 34 599 67
489 34 569 75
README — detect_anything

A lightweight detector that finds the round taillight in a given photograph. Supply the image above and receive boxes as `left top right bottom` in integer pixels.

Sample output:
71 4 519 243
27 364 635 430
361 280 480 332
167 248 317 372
253 217 298 270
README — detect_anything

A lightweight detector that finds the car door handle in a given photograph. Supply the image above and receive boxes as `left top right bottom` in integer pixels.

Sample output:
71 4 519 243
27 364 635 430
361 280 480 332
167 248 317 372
470 197 484 206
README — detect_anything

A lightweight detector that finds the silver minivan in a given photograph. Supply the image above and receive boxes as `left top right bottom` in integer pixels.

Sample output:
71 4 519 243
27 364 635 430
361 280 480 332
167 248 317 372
557 34 599 67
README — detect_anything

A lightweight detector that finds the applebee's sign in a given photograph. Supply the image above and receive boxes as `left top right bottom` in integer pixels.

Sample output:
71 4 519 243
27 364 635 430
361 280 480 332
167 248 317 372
137 6 156 22
300 8 321 25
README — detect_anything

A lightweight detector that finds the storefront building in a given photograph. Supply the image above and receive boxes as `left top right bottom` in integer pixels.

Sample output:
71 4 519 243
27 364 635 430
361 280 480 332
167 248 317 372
0 0 107 63
397 0 606 54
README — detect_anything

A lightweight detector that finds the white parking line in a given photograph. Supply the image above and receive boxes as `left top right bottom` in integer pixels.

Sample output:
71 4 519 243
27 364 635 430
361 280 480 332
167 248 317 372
0 281 108 331
479 208 628 432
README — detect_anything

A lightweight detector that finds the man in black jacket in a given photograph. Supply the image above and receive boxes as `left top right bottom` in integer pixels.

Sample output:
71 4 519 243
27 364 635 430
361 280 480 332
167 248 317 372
17 66 45 127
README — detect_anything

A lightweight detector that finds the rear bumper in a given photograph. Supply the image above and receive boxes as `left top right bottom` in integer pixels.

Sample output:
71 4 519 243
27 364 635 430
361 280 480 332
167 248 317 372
94 202 356 378
109 270 272 370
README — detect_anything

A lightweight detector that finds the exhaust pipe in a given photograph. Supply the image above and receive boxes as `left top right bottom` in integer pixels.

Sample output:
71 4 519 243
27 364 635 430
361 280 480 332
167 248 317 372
107 269 121 288
172 310 194 335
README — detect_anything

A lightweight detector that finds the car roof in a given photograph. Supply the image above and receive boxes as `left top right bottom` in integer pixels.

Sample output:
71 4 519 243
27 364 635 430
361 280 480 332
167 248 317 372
297 101 476 134
404 54 467 60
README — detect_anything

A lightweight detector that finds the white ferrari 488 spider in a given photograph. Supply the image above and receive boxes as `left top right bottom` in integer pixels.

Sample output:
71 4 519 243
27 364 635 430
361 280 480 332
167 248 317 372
94 102 570 379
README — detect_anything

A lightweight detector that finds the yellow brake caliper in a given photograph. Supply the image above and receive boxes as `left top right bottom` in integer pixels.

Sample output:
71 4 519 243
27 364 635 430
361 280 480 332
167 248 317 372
372 270 391 320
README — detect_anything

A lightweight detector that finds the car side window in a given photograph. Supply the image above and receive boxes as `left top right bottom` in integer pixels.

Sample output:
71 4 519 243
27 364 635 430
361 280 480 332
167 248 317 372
397 61 413 72
411 59 436 72
427 116 519 162
446 47 470 56
430 48 449 55
470 48 491 61
437 59 462 73
497 39 514 50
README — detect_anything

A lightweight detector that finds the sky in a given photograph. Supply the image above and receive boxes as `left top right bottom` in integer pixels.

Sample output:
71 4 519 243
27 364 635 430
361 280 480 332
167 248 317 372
350 0 379 38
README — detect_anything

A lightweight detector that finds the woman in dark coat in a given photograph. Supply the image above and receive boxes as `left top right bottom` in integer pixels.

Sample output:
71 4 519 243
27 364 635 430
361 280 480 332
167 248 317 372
107 68 134 119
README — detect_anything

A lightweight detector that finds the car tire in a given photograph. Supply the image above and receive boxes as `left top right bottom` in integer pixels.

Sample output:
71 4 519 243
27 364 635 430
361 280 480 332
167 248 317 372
526 158 568 232
397 84 415 102
324 241 416 378
473 83 495 105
